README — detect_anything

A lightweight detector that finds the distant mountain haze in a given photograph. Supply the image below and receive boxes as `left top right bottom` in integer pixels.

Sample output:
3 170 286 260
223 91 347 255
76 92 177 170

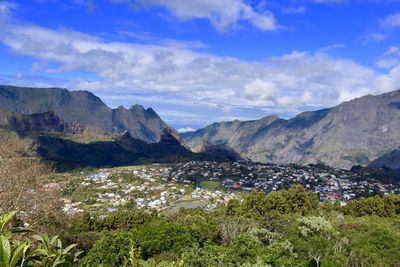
183 90 400 169
0 85 167 143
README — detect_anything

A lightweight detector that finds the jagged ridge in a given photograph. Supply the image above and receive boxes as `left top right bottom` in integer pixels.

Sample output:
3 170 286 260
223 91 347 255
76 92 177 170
183 90 400 169
0 85 167 143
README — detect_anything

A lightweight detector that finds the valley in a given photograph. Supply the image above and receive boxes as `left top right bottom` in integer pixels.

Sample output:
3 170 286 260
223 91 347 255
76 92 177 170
2 2 400 265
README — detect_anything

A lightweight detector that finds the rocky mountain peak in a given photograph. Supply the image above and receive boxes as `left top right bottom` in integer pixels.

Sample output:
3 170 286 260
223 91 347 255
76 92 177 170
0 85 168 143
183 89 400 169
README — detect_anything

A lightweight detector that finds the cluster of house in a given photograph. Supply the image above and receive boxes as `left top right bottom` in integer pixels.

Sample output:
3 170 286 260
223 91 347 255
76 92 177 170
61 161 400 214
129 166 238 210
191 188 237 206
62 166 238 214
166 161 400 204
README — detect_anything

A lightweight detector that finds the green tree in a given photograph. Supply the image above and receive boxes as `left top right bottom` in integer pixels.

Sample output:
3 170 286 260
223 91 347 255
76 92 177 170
136 220 196 259
292 216 339 267
83 231 132 267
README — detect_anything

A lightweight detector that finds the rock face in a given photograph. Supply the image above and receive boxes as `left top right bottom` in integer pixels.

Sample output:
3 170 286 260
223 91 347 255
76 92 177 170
183 90 400 169
0 109 86 134
0 85 167 142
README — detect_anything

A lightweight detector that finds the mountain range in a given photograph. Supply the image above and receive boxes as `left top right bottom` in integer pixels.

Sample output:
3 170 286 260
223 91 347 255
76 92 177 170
2 84 400 172
0 85 242 169
183 90 400 169
0 85 167 143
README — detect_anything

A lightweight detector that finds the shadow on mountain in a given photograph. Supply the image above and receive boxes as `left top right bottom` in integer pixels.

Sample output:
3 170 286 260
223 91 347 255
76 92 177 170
34 130 201 171
351 165 400 184
34 129 243 171
349 148 400 184
0 109 243 171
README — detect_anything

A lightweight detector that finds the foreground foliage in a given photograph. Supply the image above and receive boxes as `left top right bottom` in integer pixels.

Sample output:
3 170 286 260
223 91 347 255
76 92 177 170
1 135 399 267
2 187 400 266
0 211 81 267
68 186 400 267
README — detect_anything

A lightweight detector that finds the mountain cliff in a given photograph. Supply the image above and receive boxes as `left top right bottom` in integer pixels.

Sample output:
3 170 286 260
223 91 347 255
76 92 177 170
35 128 192 169
0 108 241 169
183 90 400 169
0 109 86 134
0 85 167 142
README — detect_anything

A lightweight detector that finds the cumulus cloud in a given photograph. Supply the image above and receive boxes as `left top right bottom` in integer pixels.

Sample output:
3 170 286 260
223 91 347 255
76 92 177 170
113 0 277 31
1 6 400 125
177 127 196 133
244 79 277 105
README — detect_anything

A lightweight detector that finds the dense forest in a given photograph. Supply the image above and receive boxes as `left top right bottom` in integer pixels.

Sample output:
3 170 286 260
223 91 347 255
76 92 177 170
1 131 400 267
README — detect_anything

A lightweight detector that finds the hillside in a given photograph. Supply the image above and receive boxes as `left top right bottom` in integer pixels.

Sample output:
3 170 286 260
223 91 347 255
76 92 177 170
0 109 86 134
183 90 400 169
0 85 167 142
368 148 400 170
0 108 242 169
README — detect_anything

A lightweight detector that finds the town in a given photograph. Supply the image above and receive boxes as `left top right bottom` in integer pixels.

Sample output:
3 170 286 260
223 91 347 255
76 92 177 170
168 161 400 204
60 161 400 215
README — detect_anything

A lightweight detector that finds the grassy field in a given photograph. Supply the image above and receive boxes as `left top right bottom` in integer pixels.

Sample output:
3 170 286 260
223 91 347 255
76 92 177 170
163 199 210 214
200 180 222 190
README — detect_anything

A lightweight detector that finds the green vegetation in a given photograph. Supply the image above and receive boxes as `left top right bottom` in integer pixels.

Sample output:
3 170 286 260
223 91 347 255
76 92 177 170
56 132 115 144
59 186 400 266
0 211 81 267
1 134 400 266
2 186 400 266
342 150 371 165
199 181 222 190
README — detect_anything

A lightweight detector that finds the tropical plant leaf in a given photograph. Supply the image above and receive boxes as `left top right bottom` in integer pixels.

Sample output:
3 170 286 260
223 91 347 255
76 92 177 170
9 242 30 267
0 212 17 233
0 236 11 266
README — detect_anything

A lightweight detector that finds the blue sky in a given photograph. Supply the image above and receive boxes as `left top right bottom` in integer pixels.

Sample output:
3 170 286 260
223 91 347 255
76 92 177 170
1 0 400 131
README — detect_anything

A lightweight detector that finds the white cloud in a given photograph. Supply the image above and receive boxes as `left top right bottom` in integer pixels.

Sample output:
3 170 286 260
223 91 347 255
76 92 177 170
367 33 386 42
376 46 400 69
244 79 277 105
113 0 277 31
308 0 346 3
31 61 48 72
363 12 400 43
381 12 400 28
177 127 195 133
1 9 400 124
0 1 15 15
15 72 22 79
282 6 306 15
318 43 345 53
0 1 15 29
